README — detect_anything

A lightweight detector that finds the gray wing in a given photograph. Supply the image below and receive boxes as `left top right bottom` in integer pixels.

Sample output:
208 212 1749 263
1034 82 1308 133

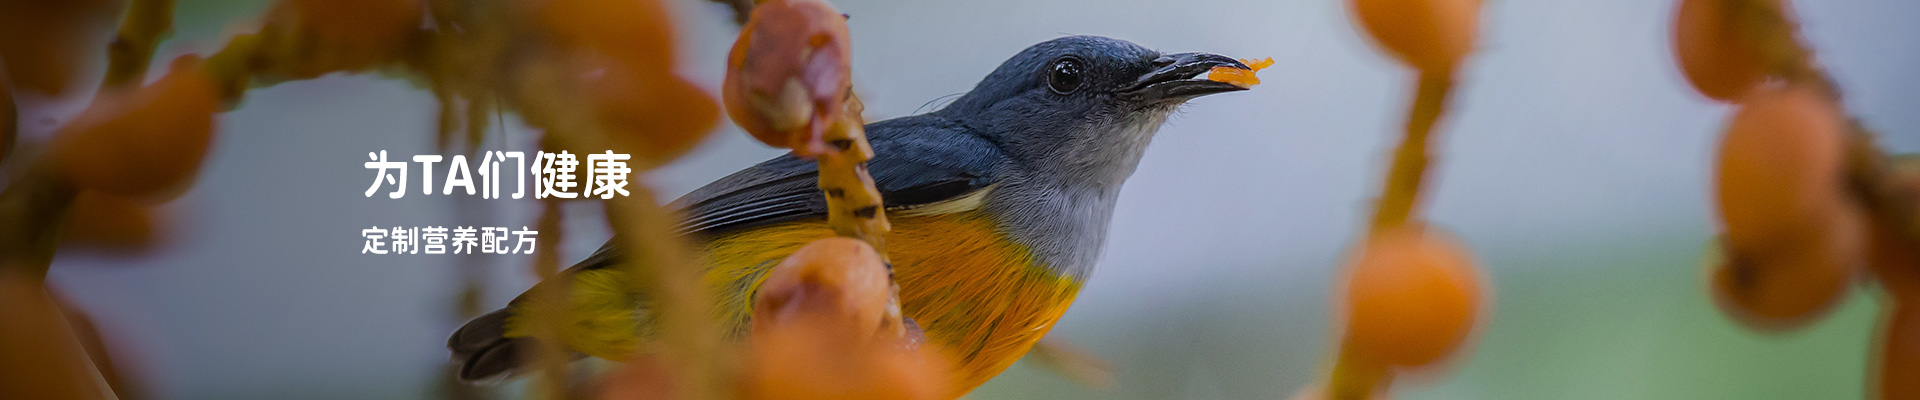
566 114 1011 272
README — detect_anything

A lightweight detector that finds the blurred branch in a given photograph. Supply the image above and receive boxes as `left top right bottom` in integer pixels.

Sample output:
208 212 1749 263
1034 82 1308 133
1025 338 1114 390
1325 346 1388 400
100 0 175 91
1366 70 1453 233
528 200 571 400
0 164 79 277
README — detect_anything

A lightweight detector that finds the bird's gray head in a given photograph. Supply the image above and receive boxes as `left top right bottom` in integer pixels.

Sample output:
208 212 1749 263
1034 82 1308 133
938 35 1249 187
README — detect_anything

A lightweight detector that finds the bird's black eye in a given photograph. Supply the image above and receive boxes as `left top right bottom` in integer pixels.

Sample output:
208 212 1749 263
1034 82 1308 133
1048 57 1085 94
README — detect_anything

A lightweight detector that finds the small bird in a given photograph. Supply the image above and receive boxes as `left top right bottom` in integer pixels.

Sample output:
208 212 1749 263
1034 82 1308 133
450 35 1250 393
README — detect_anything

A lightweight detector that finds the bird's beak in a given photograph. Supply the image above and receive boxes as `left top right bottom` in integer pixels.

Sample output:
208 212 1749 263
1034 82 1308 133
1122 52 1251 104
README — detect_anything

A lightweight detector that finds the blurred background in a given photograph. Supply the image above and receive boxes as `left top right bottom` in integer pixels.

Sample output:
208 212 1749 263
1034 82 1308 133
28 0 1920 398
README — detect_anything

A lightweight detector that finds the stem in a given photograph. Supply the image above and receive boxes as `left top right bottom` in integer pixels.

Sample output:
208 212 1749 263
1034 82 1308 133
813 94 910 338
100 0 175 92
1367 70 1454 233
1326 345 1390 400
605 190 732 399
0 164 80 277
528 201 570 400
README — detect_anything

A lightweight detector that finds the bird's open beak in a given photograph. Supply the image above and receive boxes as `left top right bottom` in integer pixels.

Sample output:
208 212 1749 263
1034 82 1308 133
1122 52 1251 104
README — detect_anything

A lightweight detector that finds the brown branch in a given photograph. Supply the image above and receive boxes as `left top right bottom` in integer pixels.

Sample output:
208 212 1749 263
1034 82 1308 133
1325 346 1389 400
1366 70 1454 233
100 0 176 92
528 200 571 400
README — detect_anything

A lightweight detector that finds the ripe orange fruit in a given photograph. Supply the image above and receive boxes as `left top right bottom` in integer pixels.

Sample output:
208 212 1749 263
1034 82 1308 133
723 0 853 157
51 56 220 200
752 237 892 339
1878 301 1920 400
0 0 120 95
537 0 677 72
60 191 159 253
743 317 952 400
1348 0 1480 72
1672 0 1776 101
1715 84 1856 259
583 60 720 165
744 237 950 400
1709 227 1860 330
1340 225 1484 368
592 355 680 400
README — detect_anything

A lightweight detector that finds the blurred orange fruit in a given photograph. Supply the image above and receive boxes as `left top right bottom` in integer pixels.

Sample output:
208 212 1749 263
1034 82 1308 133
1672 0 1776 101
0 270 109 399
51 56 220 200
1340 225 1484 368
746 315 951 400
1715 84 1853 256
583 60 720 165
537 0 677 73
60 191 160 254
1709 228 1859 330
1879 301 1920 400
0 0 120 95
592 355 680 400
723 0 853 157
539 0 716 164
1348 0 1479 72
1709 84 1862 329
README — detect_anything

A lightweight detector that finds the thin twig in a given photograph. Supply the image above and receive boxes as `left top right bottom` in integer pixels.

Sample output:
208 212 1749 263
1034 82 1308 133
528 200 570 400
1367 70 1454 233
100 0 176 91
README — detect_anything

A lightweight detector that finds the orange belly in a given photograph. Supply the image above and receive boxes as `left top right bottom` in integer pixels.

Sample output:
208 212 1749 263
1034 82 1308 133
701 211 1082 394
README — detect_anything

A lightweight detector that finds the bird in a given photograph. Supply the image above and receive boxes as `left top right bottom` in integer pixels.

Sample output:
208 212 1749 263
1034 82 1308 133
449 35 1251 394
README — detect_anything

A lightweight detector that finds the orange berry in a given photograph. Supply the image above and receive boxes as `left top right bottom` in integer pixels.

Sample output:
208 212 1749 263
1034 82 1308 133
51 56 220 200
0 0 119 95
583 60 720 165
1206 57 1271 89
744 238 949 400
1340 226 1484 368
723 0 853 156
60 191 160 254
745 315 951 400
1709 227 1859 330
1714 84 1860 264
1879 301 1920 400
1672 0 1776 101
592 355 680 400
752 237 892 339
1347 0 1479 72
537 0 677 71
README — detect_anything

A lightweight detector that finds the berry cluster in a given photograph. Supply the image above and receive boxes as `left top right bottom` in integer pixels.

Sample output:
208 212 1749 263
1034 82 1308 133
1673 0 1920 398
